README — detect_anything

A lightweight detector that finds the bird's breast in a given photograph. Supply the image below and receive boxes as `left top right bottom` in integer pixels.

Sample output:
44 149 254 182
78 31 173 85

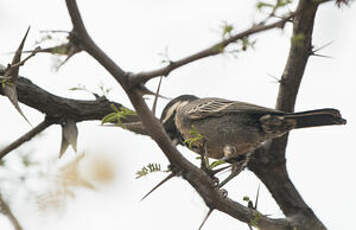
175 113 266 159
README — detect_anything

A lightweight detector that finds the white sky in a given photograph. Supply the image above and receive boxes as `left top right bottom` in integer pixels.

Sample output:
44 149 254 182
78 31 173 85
0 1 355 230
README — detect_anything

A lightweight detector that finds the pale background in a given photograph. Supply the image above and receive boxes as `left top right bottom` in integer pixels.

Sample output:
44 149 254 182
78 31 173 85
0 1 355 230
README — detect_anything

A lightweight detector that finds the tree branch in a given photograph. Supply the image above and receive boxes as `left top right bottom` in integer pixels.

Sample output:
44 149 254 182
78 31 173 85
65 0 128 87
249 1 327 229
0 76 146 133
130 13 295 85
63 1 300 229
0 192 23 230
0 119 53 159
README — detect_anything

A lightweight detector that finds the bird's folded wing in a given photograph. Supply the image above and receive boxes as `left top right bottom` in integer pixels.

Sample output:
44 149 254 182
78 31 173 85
185 97 281 120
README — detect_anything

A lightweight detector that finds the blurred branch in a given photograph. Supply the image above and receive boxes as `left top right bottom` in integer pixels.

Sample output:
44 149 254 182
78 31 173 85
0 192 23 230
0 119 53 159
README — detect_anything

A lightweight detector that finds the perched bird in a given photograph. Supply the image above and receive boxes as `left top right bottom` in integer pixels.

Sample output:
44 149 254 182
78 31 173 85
141 94 346 200
161 94 346 160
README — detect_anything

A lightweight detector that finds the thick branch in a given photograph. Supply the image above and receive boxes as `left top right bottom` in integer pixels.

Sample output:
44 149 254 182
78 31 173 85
131 14 295 85
249 1 327 229
0 77 138 123
249 152 326 230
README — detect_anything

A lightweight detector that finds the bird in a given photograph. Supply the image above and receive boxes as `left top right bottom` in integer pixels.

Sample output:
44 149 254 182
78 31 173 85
140 94 346 200
160 94 346 160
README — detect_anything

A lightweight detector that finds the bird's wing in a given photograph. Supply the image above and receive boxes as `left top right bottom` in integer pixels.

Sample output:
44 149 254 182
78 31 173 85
185 97 281 120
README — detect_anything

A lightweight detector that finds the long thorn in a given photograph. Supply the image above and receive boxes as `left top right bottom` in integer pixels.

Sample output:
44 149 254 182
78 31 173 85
140 172 175 201
152 76 163 116
254 184 261 209
311 53 333 59
218 162 244 188
7 26 31 79
313 40 334 53
12 26 31 65
211 164 232 176
198 208 214 230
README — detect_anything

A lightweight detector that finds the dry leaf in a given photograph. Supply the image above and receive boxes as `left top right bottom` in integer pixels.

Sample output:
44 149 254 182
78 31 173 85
59 154 94 189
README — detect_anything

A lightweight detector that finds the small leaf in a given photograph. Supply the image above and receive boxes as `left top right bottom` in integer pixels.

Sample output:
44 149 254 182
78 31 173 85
68 87 82 91
256 1 274 10
51 44 70 55
59 120 78 158
208 160 226 169
101 112 118 124
184 125 203 149
102 105 136 127
110 104 120 112
136 163 163 179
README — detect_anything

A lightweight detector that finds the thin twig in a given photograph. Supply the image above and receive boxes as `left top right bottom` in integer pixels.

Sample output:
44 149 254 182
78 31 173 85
0 119 53 159
0 192 23 230
131 12 295 84
10 48 39 69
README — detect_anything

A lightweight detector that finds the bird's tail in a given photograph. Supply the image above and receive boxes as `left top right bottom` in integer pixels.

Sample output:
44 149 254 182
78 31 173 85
283 108 346 129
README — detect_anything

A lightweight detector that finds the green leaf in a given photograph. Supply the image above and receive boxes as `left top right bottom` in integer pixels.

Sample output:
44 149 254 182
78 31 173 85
256 1 274 10
208 160 226 169
136 163 163 179
101 112 118 124
102 105 136 127
184 125 203 149
68 87 82 91
110 104 120 112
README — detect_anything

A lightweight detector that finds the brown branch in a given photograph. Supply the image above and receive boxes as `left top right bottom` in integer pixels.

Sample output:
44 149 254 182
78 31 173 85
0 192 23 230
65 0 127 87
0 76 145 133
248 1 328 229
130 13 295 85
64 1 298 229
0 75 147 157
0 119 53 159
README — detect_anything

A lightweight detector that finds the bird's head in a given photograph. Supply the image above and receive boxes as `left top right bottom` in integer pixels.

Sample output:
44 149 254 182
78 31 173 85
160 94 198 142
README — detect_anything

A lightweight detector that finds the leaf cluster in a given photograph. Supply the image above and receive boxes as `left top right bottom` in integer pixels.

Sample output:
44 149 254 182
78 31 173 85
184 125 203 149
136 163 164 179
101 104 136 127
